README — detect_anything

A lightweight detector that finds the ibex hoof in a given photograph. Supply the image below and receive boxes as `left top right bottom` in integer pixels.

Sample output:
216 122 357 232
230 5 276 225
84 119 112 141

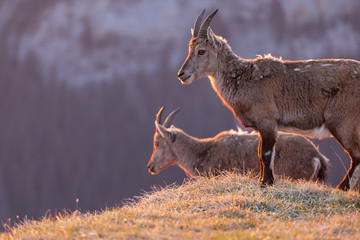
337 182 350 191
260 177 274 187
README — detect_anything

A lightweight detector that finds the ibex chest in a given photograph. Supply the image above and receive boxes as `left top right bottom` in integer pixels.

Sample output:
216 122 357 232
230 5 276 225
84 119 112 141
210 75 257 128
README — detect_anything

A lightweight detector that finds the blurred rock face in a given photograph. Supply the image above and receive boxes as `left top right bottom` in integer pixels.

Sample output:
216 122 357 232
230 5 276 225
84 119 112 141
2 0 360 86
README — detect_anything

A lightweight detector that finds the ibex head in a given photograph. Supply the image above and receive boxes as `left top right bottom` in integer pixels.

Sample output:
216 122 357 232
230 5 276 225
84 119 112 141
147 107 180 175
178 9 221 84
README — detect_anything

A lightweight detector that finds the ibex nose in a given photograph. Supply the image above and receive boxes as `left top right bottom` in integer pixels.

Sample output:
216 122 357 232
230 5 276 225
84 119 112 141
147 163 155 174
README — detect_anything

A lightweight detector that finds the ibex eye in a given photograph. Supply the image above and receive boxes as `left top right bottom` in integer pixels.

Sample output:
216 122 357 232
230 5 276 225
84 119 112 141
154 141 159 147
198 49 206 55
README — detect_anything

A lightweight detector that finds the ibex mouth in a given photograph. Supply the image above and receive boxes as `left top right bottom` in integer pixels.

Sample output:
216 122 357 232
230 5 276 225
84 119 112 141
148 165 158 175
179 75 193 84
149 170 158 175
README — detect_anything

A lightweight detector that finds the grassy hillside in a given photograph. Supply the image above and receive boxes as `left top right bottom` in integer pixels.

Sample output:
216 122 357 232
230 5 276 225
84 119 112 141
2 173 360 239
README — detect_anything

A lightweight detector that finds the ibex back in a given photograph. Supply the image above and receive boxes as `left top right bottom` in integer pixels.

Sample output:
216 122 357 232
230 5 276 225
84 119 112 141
178 10 360 190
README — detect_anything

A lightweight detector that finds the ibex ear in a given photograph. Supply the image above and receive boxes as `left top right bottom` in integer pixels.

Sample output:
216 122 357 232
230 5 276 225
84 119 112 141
207 28 220 49
155 121 176 142
207 27 214 41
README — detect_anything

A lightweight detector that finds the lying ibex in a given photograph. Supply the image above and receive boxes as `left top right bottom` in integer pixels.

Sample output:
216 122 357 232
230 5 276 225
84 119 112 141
178 10 360 190
148 107 329 182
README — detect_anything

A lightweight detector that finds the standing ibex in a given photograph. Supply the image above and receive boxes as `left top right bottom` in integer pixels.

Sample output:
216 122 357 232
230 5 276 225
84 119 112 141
178 10 360 190
148 107 329 182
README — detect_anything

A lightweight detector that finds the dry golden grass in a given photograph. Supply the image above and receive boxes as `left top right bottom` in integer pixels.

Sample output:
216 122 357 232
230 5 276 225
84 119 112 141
1 172 360 239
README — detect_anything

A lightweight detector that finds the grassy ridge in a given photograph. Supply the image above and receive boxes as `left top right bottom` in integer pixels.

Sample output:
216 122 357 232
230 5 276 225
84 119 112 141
2 173 360 239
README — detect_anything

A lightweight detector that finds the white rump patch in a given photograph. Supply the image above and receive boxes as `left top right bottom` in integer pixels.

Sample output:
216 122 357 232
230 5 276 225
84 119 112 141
279 124 332 139
310 157 321 180
350 165 360 189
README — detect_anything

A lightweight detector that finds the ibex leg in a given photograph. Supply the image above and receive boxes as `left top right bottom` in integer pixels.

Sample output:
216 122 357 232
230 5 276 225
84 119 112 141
329 122 360 191
257 119 278 186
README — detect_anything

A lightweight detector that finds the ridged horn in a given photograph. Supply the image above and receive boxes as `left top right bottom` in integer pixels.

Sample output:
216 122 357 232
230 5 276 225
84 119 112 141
156 107 165 125
193 9 206 38
163 108 181 128
198 9 218 38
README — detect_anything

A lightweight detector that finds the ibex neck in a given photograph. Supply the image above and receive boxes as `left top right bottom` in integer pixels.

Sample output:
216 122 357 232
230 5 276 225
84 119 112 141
207 46 248 115
209 46 247 90
171 130 211 176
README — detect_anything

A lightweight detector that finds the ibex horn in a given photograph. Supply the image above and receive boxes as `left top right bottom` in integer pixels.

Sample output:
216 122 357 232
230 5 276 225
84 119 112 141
156 107 165 125
193 9 206 38
163 108 181 128
198 9 218 39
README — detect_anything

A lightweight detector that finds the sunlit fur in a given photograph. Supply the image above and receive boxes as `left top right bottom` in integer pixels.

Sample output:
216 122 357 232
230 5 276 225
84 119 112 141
178 11 360 190
147 110 329 182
